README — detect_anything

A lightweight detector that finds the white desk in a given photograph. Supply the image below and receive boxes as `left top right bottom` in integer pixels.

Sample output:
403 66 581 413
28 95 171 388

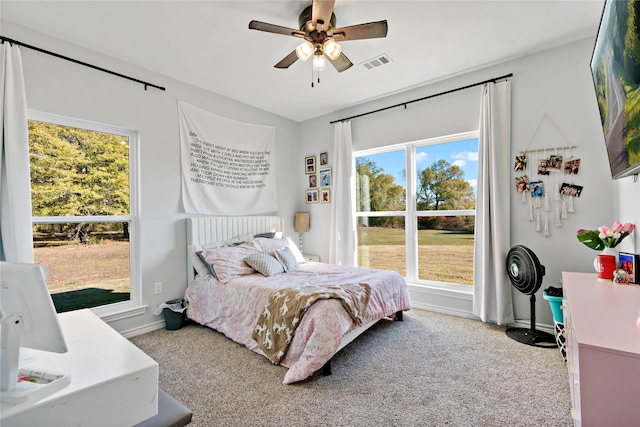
1 309 158 426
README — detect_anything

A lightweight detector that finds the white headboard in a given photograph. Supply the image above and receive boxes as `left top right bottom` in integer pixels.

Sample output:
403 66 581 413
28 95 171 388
186 216 284 282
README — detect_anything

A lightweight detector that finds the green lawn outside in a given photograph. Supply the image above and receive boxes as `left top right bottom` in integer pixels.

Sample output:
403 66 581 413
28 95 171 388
34 240 130 312
357 227 474 285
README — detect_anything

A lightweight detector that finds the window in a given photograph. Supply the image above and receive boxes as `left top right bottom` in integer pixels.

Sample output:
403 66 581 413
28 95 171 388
355 131 478 287
356 149 406 277
28 112 140 316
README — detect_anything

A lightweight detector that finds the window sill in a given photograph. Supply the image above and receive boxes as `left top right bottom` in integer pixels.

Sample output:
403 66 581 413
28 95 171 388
91 302 149 323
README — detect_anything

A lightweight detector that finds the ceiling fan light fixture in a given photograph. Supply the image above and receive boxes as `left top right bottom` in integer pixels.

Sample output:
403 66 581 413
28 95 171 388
295 41 314 61
313 54 327 71
322 38 341 60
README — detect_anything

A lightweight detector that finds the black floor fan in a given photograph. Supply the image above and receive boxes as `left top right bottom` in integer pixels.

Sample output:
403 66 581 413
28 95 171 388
505 245 556 347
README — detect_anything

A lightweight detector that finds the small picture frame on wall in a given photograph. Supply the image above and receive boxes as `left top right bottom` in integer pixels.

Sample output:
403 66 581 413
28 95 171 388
321 188 331 204
320 151 328 166
309 174 317 188
305 155 316 174
319 167 332 186
306 189 319 204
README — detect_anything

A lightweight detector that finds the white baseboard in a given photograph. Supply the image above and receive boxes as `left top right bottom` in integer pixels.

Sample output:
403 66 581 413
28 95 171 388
407 284 555 334
409 300 479 320
121 320 165 338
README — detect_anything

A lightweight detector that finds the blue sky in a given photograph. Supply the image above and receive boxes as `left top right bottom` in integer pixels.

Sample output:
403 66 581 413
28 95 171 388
359 138 479 191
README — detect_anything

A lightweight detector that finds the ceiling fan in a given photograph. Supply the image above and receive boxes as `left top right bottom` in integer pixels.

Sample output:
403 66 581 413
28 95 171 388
248 0 388 75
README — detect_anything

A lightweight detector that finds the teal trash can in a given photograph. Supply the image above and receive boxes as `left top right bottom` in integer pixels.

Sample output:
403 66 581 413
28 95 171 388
163 299 186 330
543 290 565 361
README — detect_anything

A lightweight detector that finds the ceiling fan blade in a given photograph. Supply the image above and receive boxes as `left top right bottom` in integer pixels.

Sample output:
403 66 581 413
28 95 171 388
249 20 305 38
327 52 353 73
312 0 335 31
333 20 388 41
274 50 299 69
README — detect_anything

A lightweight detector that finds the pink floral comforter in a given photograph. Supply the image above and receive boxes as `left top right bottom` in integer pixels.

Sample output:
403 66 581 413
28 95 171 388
185 262 411 384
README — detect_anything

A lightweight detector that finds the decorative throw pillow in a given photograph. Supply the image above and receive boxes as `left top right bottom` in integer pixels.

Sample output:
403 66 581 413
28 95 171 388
188 233 253 279
274 247 298 273
202 238 261 283
256 237 289 253
244 251 285 277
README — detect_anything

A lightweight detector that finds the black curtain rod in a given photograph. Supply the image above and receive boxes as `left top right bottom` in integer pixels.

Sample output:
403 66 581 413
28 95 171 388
330 73 513 124
1 35 165 92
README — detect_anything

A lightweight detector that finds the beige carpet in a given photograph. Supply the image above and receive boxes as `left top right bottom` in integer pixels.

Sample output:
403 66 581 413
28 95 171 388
130 309 571 427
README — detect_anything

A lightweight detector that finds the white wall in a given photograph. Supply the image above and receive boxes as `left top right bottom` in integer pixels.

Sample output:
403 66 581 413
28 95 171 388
299 37 640 327
2 21 301 335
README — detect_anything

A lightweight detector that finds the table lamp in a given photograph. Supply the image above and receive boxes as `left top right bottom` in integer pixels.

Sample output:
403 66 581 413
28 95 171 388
294 212 310 253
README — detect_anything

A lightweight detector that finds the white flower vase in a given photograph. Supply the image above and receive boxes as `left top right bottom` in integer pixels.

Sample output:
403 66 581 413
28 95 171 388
593 247 618 280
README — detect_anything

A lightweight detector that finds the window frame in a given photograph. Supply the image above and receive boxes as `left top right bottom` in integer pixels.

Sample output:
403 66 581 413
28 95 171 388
354 130 479 291
28 110 145 321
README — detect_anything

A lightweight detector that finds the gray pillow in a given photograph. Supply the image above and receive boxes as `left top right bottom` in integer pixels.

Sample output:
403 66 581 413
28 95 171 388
275 247 298 273
254 232 276 239
244 251 285 277
196 251 217 279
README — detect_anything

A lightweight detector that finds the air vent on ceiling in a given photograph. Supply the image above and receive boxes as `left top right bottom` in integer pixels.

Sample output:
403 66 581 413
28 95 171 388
360 54 392 70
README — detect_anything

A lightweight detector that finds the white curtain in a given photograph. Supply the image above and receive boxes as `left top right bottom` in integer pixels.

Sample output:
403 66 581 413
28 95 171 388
329 121 356 265
0 42 34 262
472 80 513 325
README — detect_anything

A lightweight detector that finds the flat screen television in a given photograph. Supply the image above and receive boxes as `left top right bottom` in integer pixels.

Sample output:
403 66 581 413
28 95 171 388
591 0 640 179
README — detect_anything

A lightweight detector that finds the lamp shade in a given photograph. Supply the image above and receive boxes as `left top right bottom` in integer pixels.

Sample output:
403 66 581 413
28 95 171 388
322 39 341 60
294 212 310 233
295 41 314 61
312 54 326 71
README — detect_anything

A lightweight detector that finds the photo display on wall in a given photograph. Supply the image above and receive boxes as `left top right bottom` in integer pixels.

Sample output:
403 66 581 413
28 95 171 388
513 145 582 238
305 152 331 203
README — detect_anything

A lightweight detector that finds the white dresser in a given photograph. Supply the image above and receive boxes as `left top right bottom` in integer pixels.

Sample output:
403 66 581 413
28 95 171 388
562 272 640 427
1 309 158 426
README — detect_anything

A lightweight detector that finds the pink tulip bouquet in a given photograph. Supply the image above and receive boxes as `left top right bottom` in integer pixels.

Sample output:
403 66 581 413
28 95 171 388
576 221 635 250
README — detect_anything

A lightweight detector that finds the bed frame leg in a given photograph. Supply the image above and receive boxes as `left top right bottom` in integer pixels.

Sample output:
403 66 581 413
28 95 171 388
393 311 403 321
321 360 332 376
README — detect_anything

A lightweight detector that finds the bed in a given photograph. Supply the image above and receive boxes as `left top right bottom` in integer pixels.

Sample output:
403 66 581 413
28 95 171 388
184 216 411 384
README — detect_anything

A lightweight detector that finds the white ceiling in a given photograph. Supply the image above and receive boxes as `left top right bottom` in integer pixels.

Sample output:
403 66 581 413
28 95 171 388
1 1 605 122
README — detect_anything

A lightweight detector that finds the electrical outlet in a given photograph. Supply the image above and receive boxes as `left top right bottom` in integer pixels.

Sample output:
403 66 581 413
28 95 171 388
154 282 163 295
